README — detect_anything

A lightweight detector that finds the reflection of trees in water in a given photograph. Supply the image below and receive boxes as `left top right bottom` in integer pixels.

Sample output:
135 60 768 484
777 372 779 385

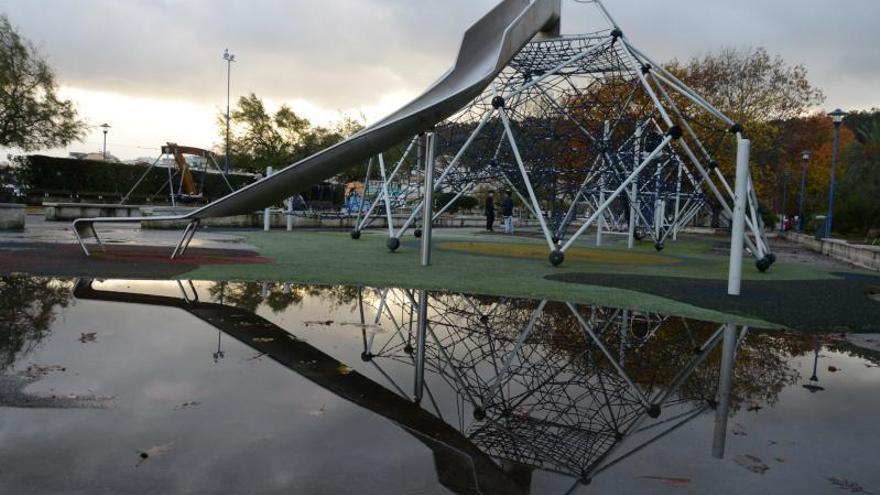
0 276 72 370
207 282 360 313
419 293 809 412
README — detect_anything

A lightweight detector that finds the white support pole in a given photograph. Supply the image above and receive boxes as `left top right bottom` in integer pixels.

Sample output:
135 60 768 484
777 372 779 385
712 323 738 459
377 154 396 238
286 197 294 231
673 159 683 240
728 138 750 295
420 132 436 267
263 166 273 231
628 125 642 249
597 121 610 247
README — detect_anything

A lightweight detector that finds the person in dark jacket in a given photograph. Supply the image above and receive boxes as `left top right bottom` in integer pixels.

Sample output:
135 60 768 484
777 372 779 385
501 191 514 234
485 192 495 232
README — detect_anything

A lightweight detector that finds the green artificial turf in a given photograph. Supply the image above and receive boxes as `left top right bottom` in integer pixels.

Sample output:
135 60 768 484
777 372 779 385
182 229 876 329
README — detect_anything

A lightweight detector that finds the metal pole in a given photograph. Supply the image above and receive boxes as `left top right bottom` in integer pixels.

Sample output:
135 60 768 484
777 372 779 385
712 323 737 459
728 138 750 296
628 125 642 249
420 132 435 266
224 53 233 177
414 289 428 404
780 171 789 232
102 130 108 160
798 155 809 232
826 122 841 238
263 167 273 231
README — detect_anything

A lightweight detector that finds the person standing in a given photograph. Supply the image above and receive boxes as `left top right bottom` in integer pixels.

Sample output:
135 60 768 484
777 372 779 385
502 191 514 234
485 192 496 232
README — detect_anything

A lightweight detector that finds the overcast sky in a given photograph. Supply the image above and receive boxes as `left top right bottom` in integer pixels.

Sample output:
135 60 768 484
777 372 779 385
1 0 877 160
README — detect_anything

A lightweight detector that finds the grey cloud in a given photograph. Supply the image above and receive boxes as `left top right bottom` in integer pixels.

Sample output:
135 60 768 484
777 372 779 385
1 0 878 111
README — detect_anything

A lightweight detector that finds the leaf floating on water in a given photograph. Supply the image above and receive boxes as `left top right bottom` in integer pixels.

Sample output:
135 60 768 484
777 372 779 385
639 476 691 487
252 337 274 343
78 332 97 344
734 455 770 475
828 477 873 494
308 404 326 417
828 365 840 372
336 364 353 375
136 443 173 467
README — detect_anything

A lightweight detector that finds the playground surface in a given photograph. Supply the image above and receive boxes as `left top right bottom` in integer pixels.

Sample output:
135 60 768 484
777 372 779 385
2 219 878 332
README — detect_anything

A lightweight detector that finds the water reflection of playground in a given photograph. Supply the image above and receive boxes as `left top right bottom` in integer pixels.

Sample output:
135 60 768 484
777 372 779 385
58 278 826 494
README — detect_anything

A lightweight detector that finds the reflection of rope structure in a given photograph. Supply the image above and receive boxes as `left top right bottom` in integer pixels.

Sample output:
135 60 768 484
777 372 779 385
352 3 774 278
361 288 748 485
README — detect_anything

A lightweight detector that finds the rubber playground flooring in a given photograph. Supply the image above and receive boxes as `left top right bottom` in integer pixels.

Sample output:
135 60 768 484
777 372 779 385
3 228 877 331
178 230 880 332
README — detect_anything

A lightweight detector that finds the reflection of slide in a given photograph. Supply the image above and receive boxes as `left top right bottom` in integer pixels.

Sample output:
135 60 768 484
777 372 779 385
73 0 561 255
72 280 530 495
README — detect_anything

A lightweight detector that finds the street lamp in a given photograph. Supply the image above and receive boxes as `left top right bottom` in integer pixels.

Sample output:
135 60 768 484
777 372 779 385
826 108 847 238
99 123 111 160
223 48 236 177
798 150 811 232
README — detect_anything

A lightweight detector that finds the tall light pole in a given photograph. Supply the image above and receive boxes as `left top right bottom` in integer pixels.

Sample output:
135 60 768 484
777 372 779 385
100 123 111 160
223 48 236 177
798 150 811 232
826 108 847 238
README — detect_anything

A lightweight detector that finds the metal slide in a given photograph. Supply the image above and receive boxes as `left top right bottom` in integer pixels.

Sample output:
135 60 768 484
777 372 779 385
73 0 562 256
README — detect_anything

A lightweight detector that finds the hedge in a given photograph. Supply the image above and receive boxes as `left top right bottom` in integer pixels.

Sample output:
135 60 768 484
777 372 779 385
12 155 253 203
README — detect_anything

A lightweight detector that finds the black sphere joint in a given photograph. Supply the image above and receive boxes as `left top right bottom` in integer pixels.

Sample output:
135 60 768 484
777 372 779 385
647 404 662 418
350 230 361 240
414 229 422 238
667 126 683 140
756 256 771 273
386 237 401 252
360 352 372 362
729 123 744 135
641 64 652 75
614 431 624 441
491 96 506 109
473 407 487 421
580 475 593 486
635 231 646 241
610 28 623 40
480 315 489 324
655 242 664 252
767 253 777 264
549 250 565 267
404 344 414 355
551 236 560 244
709 160 720 170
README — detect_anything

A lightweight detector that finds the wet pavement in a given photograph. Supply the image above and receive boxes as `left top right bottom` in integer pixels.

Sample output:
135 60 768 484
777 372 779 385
0 276 877 494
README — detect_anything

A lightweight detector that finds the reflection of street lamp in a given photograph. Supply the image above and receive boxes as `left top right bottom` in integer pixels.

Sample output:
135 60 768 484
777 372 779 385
802 339 825 393
223 49 236 177
213 331 225 363
826 108 847 238
100 123 111 160
798 151 811 232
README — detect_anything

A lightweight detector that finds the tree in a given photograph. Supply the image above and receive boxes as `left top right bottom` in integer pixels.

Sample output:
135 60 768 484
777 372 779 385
0 14 86 150
666 47 825 208
835 118 880 236
218 93 363 173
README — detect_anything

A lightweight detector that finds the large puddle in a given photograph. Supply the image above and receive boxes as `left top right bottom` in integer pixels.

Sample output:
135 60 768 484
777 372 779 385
0 276 877 494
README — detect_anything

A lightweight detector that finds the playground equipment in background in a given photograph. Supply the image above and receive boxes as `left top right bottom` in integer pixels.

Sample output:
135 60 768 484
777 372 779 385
74 0 770 296
120 143 235 206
